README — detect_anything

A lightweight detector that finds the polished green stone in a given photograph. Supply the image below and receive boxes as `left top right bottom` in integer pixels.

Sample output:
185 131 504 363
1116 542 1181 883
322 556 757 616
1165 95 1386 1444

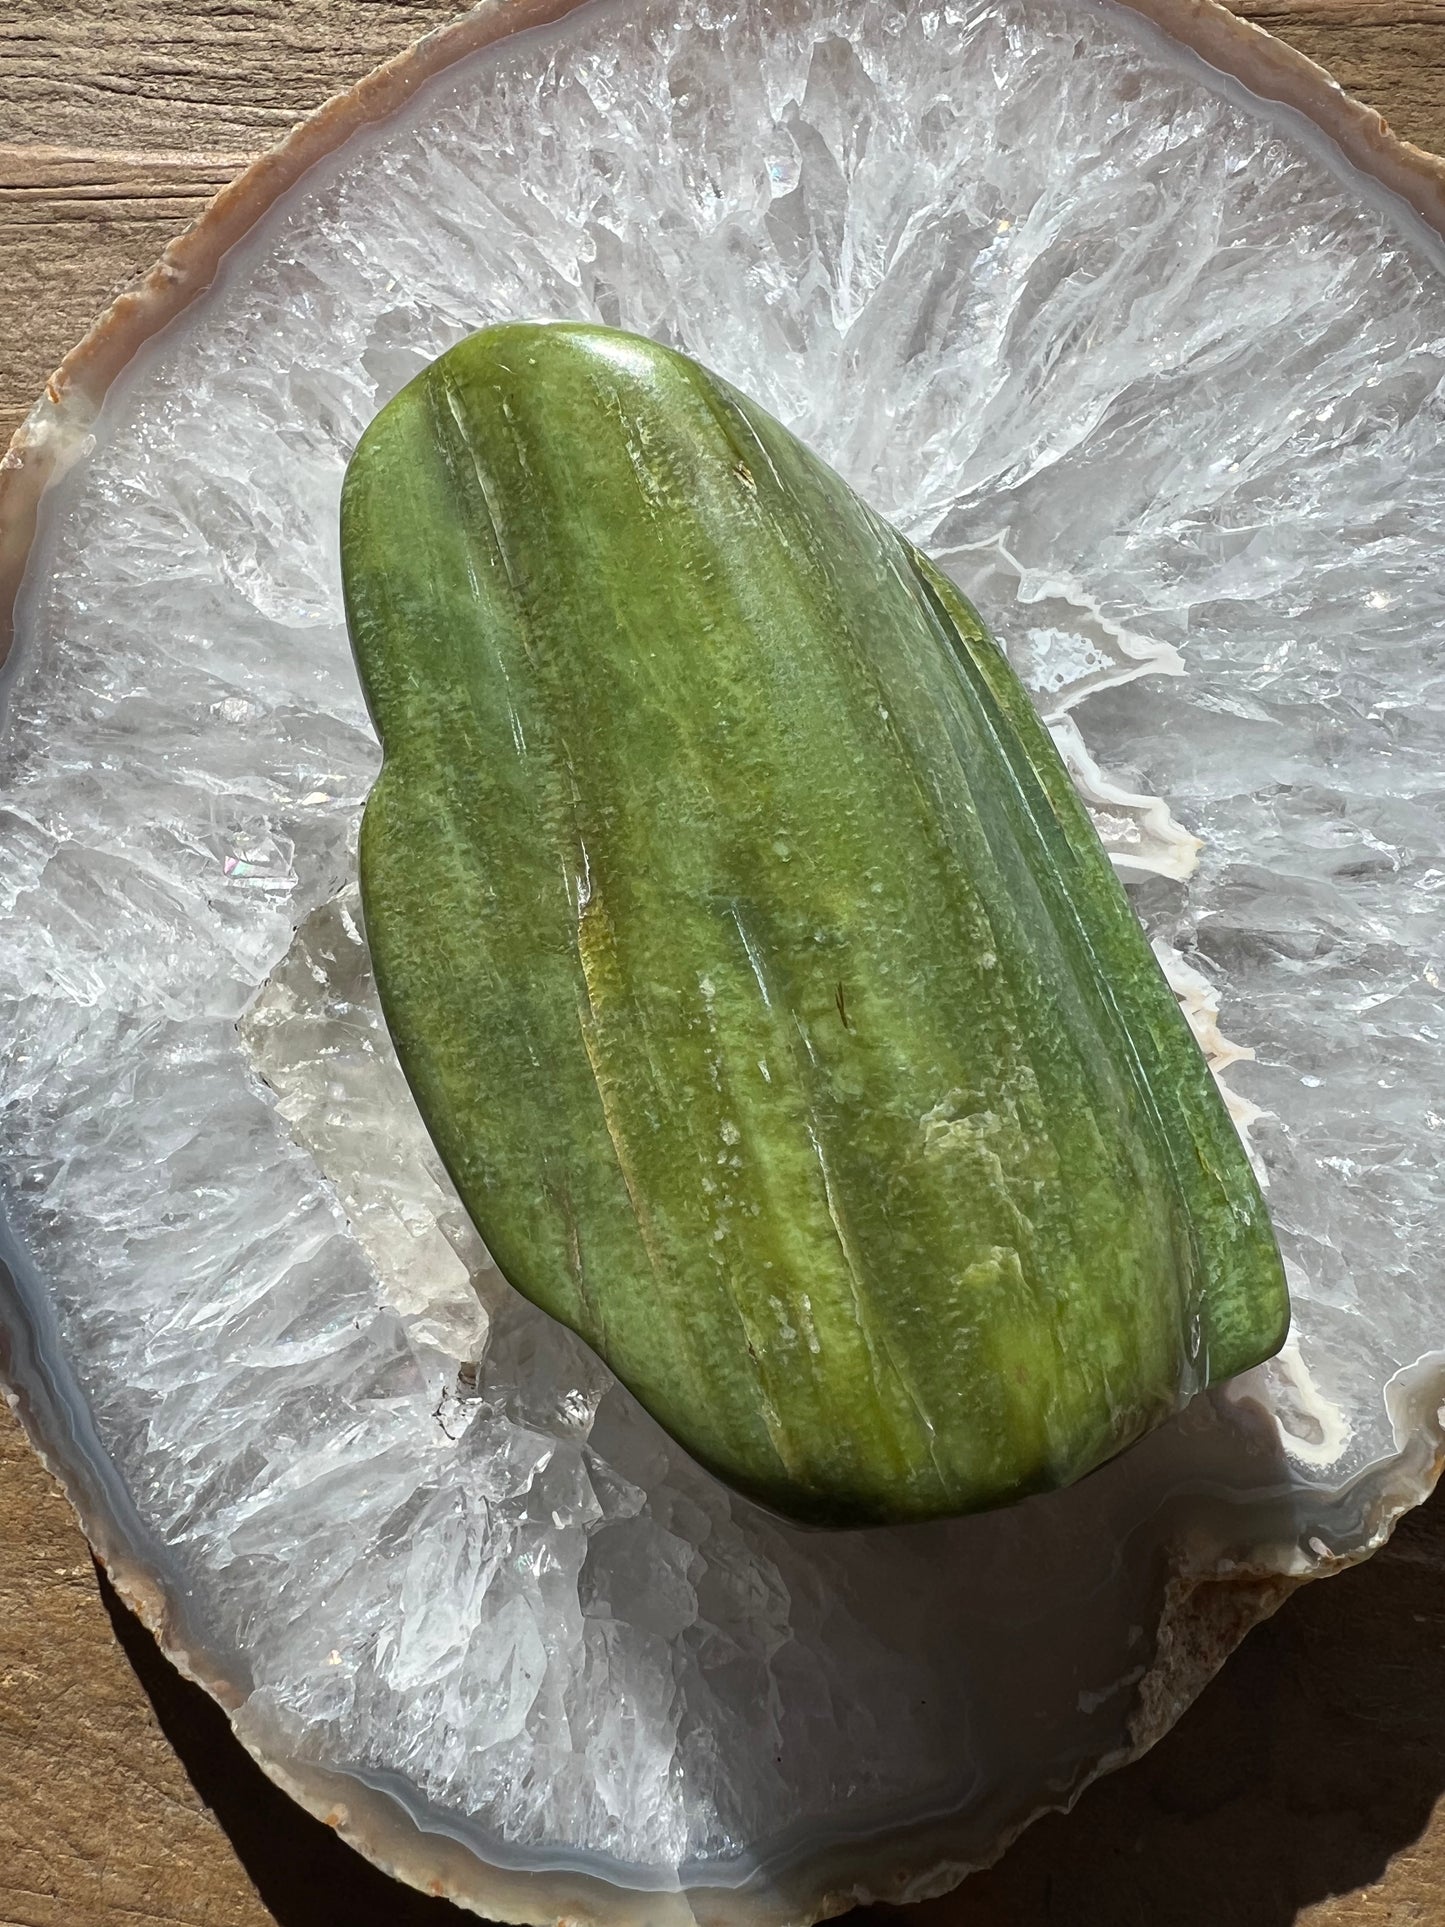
340 321 1288 1526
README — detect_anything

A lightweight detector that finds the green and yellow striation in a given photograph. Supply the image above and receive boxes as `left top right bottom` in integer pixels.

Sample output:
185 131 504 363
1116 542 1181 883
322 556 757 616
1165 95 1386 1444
340 321 1288 1527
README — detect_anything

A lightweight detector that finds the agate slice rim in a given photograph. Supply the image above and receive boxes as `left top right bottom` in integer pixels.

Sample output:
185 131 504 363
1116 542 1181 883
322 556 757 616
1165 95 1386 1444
2 0 1444 1919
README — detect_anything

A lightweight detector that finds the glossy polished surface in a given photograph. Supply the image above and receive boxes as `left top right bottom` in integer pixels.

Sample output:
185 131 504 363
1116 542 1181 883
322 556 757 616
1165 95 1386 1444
343 323 1287 1524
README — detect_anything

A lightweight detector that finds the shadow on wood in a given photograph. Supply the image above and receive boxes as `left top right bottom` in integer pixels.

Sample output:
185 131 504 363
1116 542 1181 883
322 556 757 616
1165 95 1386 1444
97 1564 464 1926
100 1482 1445 1927
864 1483 1445 1927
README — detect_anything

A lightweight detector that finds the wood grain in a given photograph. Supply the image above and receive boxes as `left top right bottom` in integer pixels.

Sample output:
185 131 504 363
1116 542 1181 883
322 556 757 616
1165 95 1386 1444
3 4 1445 1924
0 1410 269 1927
4 0 1445 446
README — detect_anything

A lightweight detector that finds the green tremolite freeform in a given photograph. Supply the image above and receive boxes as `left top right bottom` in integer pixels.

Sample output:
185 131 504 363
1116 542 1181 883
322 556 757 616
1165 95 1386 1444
340 320 1289 1528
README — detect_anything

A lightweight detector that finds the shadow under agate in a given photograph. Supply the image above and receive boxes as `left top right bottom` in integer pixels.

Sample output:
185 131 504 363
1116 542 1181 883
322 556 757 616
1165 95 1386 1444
871 1478 1445 1927
97 1562 458 1926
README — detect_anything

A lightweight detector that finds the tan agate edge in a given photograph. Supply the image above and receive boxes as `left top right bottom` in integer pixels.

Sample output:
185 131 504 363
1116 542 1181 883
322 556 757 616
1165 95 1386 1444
3 0 1445 1919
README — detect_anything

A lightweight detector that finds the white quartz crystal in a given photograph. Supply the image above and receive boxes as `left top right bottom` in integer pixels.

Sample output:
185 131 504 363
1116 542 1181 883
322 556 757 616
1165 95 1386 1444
4 0 1445 1897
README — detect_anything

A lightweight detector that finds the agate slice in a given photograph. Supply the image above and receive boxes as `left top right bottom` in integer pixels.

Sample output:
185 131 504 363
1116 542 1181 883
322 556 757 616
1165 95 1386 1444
342 320 1287 1525
2 0 1444 1918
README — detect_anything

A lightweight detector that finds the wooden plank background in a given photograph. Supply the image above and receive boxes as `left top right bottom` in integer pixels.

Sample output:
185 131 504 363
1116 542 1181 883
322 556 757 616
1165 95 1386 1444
4 4 1445 1923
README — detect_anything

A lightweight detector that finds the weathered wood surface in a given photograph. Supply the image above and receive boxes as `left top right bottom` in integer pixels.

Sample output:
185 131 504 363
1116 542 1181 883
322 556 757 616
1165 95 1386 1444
3 4 1445 1923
